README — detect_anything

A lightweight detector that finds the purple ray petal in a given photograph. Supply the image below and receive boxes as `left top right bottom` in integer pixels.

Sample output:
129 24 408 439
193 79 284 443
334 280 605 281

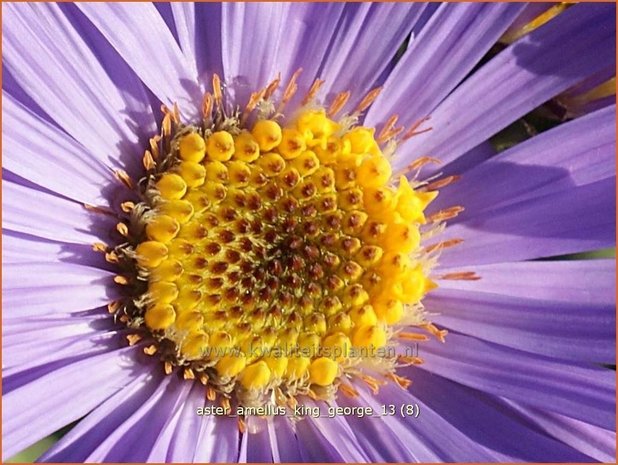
426 287 615 363
294 400 371 462
366 2 525 131
145 381 195 462
503 399 616 462
193 409 240 462
3 94 118 206
398 368 595 462
436 177 616 267
3 231 110 270
83 374 187 462
76 2 202 119
3 262 117 317
2 345 150 460
414 332 615 430
437 259 615 305
318 3 427 111
352 381 503 461
3 180 114 245
239 418 273 463
439 140 497 178
3 310 114 370
432 104 616 217
39 367 161 462
2 3 153 175
164 382 208 462
267 416 304 462
399 2 616 173
3 328 124 382
169 3 199 73
335 392 439 462
221 2 293 104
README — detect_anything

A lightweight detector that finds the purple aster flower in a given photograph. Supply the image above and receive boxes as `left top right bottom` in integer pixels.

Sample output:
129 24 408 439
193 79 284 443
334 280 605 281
2 2 616 463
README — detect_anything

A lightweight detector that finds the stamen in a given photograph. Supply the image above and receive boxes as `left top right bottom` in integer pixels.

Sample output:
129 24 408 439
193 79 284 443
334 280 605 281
126 334 142 346
355 86 382 114
428 206 465 223
399 156 441 176
264 73 282 100
423 175 461 191
386 373 412 390
424 238 464 254
143 150 156 170
202 92 214 119
143 345 157 355
377 115 403 144
212 74 223 110
327 91 351 118
302 78 325 105
278 68 303 112
437 271 481 281
397 332 430 342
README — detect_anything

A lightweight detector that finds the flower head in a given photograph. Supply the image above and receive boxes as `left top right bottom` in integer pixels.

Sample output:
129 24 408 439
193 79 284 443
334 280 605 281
3 2 616 463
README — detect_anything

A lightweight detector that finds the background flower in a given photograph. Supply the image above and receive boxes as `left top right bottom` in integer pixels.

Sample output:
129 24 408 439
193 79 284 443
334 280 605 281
2 2 616 463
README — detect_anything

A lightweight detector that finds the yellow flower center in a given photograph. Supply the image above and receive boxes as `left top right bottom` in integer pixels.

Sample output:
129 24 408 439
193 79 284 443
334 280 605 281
107 76 445 408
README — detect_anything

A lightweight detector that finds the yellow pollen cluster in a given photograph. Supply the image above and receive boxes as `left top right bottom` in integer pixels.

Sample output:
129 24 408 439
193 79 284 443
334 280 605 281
135 109 437 394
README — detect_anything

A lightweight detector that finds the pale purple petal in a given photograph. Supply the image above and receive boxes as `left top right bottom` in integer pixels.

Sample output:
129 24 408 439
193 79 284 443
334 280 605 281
432 104 616 217
398 369 595 461
436 177 616 266
502 3 554 39
3 231 109 270
2 345 149 460
399 2 616 172
415 333 616 430
294 401 371 462
145 381 195 462
267 416 304 462
221 2 293 104
39 367 162 462
366 3 525 130
83 374 188 462
76 3 203 118
318 3 427 110
4 262 116 318
3 310 114 371
164 383 209 462
439 140 496 178
3 328 124 382
193 411 240 462
2 180 114 245
503 399 616 462
2 3 154 174
426 287 615 363
437 259 615 305
3 93 117 206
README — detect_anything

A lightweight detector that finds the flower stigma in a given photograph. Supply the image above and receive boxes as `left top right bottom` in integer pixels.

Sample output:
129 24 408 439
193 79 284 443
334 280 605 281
103 73 454 416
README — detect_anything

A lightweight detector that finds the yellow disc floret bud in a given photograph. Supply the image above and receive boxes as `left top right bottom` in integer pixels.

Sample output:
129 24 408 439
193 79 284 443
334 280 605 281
145 304 176 331
240 361 272 390
156 173 187 200
252 120 282 151
309 357 339 386
207 131 235 161
179 132 206 163
135 241 168 269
